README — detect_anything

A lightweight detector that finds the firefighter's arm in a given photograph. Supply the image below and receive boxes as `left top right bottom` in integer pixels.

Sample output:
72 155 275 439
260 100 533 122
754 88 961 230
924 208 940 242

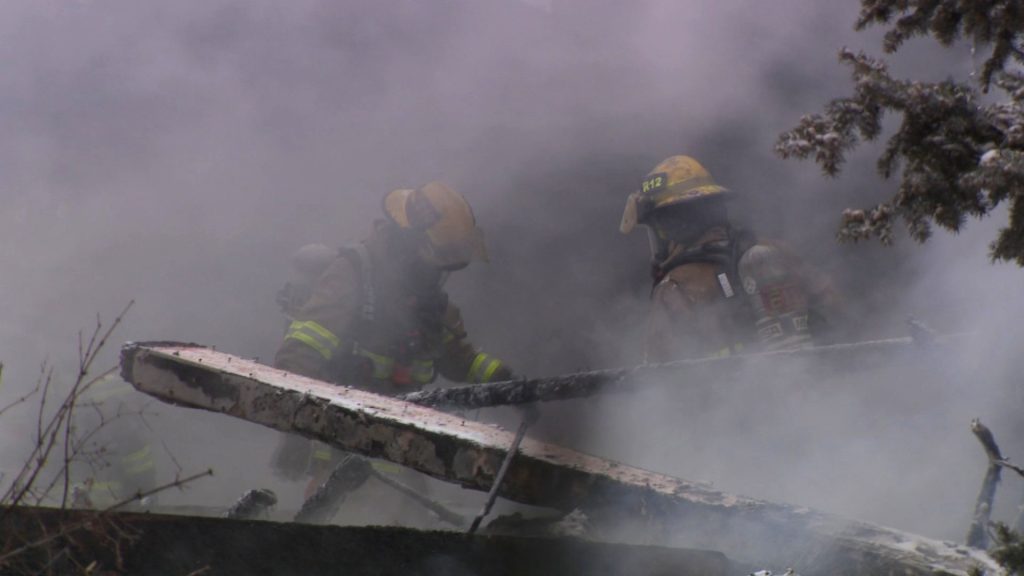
784 250 850 342
435 302 514 383
274 256 359 380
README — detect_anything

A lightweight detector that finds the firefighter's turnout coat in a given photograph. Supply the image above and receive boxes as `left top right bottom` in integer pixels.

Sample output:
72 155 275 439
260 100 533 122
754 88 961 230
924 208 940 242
646 227 842 363
274 239 511 397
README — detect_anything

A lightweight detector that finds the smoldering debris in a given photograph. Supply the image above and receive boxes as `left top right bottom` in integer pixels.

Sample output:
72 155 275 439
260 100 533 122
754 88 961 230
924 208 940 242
118 340 996 575
225 488 278 520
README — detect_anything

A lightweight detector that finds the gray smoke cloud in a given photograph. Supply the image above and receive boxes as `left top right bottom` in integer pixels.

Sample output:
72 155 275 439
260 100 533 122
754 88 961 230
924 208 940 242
0 0 1020 552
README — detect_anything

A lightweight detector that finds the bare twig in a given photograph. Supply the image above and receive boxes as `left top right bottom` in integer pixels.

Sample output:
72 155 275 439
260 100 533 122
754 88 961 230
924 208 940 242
3 302 133 513
995 458 1024 479
0 303 184 575
966 418 1023 548
0 469 212 565
0 365 39 420
105 469 213 513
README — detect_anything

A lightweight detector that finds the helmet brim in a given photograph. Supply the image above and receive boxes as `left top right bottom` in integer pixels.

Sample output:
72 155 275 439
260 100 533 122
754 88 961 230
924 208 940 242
386 186 489 268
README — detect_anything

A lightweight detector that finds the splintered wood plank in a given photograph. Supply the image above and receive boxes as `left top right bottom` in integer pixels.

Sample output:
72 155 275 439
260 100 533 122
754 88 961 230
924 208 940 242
119 341 993 576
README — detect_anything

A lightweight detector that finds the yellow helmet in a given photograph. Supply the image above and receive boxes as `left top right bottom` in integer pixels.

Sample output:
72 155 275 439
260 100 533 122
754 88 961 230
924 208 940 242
619 155 729 234
383 181 488 268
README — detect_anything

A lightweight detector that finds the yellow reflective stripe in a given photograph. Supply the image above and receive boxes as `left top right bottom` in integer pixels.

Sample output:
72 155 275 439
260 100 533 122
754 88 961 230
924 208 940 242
467 353 488 383
371 461 402 474
286 331 333 360
355 347 395 379
467 353 503 383
301 321 341 347
88 377 134 402
124 460 155 475
286 320 341 360
122 444 151 464
410 359 435 384
90 481 122 492
88 480 124 503
121 444 154 475
312 444 332 462
481 359 502 382
442 328 457 344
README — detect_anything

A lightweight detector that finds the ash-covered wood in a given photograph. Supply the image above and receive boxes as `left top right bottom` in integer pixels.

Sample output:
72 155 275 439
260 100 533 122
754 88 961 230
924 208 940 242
120 341 994 575
294 454 373 524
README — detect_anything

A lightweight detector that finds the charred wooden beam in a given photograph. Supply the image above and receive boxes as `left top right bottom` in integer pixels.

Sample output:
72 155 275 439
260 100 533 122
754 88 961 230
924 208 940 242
403 335 966 410
295 454 373 524
120 341 992 575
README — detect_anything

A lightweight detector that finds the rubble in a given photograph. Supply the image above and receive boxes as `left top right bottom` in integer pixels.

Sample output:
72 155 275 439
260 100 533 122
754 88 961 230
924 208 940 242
120 340 999 575
225 488 278 520
295 454 373 524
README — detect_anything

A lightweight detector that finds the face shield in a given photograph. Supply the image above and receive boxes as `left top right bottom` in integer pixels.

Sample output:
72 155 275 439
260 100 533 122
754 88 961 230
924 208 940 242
621 191 669 261
646 225 669 262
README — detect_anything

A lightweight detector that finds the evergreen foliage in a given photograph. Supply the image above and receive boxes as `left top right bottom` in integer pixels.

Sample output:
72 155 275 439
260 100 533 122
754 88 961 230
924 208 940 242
990 523 1024 574
968 523 1024 575
776 1 1024 264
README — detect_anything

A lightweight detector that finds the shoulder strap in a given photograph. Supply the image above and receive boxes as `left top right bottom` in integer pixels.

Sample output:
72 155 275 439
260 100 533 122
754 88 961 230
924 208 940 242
653 226 756 296
339 244 376 322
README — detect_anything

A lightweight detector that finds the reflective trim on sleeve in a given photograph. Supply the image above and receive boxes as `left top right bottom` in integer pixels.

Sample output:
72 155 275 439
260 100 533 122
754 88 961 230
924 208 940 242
467 353 486 382
285 320 342 360
467 353 503 383
354 346 396 380
408 359 436 384
481 358 502 382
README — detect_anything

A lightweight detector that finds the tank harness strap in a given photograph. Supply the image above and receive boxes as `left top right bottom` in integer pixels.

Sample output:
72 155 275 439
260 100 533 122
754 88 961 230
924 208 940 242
346 243 376 322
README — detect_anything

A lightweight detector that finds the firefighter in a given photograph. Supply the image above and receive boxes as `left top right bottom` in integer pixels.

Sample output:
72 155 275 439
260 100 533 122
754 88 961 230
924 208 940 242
620 155 843 362
71 374 157 509
271 182 514 490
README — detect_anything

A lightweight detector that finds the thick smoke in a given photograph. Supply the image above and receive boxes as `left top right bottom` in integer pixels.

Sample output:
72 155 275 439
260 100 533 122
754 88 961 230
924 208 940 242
0 0 1020 549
